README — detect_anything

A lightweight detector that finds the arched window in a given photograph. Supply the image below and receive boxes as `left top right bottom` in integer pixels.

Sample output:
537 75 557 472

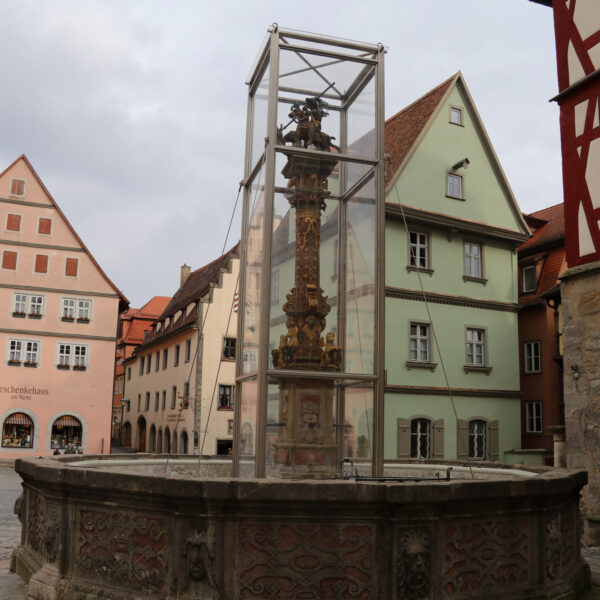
149 425 156 453
172 430 178 454
2 413 34 448
180 431 188 455
164 427 171 454
469 420 486 459
51 415 82 450
157 428 163 453
410 418 430 459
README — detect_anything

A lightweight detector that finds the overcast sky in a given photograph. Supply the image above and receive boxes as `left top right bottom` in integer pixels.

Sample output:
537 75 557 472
0 1 559 307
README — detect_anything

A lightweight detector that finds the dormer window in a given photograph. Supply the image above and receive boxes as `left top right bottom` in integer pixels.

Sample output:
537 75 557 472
522 265 537 294
450 106 463 126
10 179 25 197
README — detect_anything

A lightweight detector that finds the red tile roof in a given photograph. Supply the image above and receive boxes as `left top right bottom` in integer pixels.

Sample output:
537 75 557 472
519 203 564 254
385 75 455 185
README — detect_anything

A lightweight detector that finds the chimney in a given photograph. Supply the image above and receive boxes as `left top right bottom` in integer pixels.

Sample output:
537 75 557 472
180 264 191 288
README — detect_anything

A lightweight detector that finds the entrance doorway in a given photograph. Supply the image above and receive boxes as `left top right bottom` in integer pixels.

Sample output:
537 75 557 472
137 416 146 452
123 422 132 447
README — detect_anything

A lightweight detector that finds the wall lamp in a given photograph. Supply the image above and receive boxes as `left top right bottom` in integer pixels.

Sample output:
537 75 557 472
452 158 470 170
571 364 580 380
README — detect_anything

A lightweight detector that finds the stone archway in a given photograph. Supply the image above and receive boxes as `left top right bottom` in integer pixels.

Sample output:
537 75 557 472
164 427 171 454
123 422 132 447
180 430 189 455
137 416 147 452
149 424 156 453
157 428 163 453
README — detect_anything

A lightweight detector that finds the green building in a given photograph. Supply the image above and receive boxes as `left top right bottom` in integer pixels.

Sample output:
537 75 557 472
384 73 530 463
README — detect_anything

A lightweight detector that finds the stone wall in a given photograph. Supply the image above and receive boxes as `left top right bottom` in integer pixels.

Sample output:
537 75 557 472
13 455 590 600
562 260 600 545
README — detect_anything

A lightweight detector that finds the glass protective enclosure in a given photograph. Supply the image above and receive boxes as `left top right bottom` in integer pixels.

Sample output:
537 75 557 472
235 26 385 478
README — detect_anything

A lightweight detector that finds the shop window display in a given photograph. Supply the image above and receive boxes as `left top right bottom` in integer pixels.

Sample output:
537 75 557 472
51 415 82 450
2 413 34 448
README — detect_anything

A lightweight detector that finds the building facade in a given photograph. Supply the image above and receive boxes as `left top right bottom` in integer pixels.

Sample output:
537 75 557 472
0 155 127 457
517 204 566 465
123 246 238 455
112 296 170 444
383 74 530 463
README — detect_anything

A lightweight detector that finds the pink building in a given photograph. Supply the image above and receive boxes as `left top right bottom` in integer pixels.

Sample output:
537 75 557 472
0 155 127 457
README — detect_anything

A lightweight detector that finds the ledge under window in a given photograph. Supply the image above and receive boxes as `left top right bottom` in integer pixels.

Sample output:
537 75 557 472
463 275 488 285
77 318 90 324
73 365 87 371
61 316 74 322
57 364 70 370
28 313 42 319
464 365 492 375
24 362 38 368
7 360 21 366
406 266 434 276
406 360 438 372
12 312 26 318
445 194 465 201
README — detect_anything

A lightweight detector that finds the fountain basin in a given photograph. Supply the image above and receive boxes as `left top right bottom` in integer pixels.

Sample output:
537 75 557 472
13 454 590 599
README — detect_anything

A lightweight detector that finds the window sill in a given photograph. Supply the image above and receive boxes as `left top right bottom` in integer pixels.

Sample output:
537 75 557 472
218 406 234 411
28 313 42 319
24 362 38 368
57 364 70 370
406 266 434 276
7 361 21 366
61 317 74 322
445 194 465 201
463 365 492 375
524 370 542 375
12 312 26 318
406 360 438 371
463 275 488 285
73 365 87 371
222 357 236 362
76 318 90 324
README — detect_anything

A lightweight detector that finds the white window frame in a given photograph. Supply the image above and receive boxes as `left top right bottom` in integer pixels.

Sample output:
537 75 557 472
9 178 26 197
408 231 429 270
447 173 463 199
30 295 44 316
58 343 71 368
8 339 23 364
56 342 88 370
469 419 487 459
73 344 88 369
77 299 92 321
13 293 27 315
449 106 463 126
464 241 483 278
409 322 430 363
524 341 541 374
526 402 543 434
61 297 76 320
25 340 40 365
522 264 537 293
410 418 430 459
466 328 485 366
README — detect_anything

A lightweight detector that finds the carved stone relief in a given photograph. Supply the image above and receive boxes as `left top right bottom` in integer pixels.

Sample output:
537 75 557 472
545 515 561 580
396 528 431 600
77 509 167 594
444 519 530 596
239 522 374 599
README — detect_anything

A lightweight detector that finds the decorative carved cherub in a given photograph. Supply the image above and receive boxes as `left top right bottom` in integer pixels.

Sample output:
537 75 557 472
321 331 342 370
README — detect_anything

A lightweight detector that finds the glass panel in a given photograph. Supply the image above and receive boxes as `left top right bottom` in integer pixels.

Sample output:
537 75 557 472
346 73 376 159
342 383 373 475
242 166 266 376
345 177 376 374
238 378 258 477
250 63 270 173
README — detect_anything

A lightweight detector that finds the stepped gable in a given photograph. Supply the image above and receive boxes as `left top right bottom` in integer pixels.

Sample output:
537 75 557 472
385 75 455 185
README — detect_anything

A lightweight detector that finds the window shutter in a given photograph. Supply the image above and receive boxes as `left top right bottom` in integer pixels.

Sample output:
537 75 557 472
488 420 499 462
397 418 410 459
6 214 21 231
10 179 25 196
38 218 52 235
433 419 444 460
35 254 48 274
65 258 78 277
2 250 17 270
457 419 468 460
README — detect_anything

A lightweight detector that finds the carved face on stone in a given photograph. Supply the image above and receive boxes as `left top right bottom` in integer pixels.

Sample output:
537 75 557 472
185 532 207 581
398 530 430 599
301 402 319 427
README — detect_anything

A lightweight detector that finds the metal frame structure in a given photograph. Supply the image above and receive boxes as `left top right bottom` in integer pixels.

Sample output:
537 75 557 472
234 25 385 478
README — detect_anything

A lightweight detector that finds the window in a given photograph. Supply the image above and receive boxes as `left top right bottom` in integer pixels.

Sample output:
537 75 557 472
184 382 190 400
8 340 22 364
271 269 279 304
447 173 463 198
13 294 27 316
410 419 430 458
127 367 131 381
227 419 234 435
408 231 429 270
466 328 485 366
30 295 43 316
38 217 52 235
10 179 25 197
522 265 537 293
174 345 180 366
162 390 166 411
526 402 543 434
2 250 17 270
145 392 150 411
73 345 87 369
464 242 482 279
155 392 159 412
61 298 75 320
5 213 21 232
410 323 430 362
185 339 191 362
139 357 145 376
450 106 463 125
2 412 34 448
155 351 160 372
77 300 91 321
469 420 486 459
25 341 40 365
171 387 177 409
146 354 151 374
218 385 233 409
242 350 258 374
523 341 541 375
65 257 78 278
34 254 48 274
58 344 71 368
223 337 236 360
162 349 168 370
137 394 141 412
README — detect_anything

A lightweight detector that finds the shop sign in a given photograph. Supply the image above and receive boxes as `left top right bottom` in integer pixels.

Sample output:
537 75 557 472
0 385 50 402
166 414 186 424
